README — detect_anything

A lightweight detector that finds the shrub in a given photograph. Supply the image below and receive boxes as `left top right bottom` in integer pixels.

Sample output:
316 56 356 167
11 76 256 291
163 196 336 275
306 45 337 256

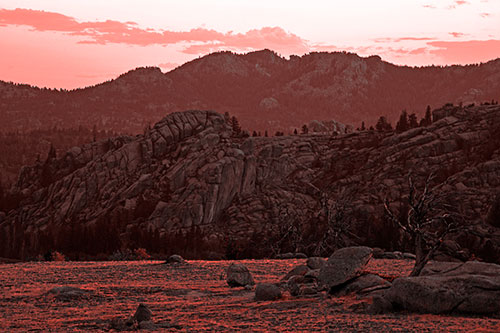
134 248 151 260
52 251 66 262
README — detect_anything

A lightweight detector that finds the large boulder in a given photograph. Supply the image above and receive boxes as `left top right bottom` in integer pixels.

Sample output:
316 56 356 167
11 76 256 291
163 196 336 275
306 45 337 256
374 261 500 315
318 246 373 292
281 265 309 281
226 263 255 287
421 260 500 277
254 283 282 301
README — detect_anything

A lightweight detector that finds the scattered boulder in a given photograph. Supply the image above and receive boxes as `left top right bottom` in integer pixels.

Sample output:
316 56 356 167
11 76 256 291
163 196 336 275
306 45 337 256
254 283 282 301
403 253 416 260
376 261 500 315
306 257 326 270
134 303 152 323
304 269 320 280
281 265 309 281
334 274 391 296
368 295 394 314
371 248 385 259
109 317 128 331
287 277 302 297
298 284 318 296
318 246 373 292
46 286 91 300
138 320 156 330
372 249 415 260
275 252 307 259
379 251 404 259
421 260 500 277
110 303 154 331
166 254 186 264
226 263 255 287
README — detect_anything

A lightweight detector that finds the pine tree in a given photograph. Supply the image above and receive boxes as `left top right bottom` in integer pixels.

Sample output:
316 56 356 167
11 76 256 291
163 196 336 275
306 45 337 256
376 116 392 132
408 113 418 129
223 112 231 125
424 105 432 126
230 116 242 136
361 121 366 131
47 144 56 161
396 110 408 133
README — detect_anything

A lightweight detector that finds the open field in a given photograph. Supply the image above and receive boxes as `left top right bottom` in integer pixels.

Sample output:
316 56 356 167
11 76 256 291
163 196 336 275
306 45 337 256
1 259 499 332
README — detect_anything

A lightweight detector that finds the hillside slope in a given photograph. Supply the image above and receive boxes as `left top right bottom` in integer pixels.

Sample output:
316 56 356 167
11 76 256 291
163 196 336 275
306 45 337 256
1 105 499 260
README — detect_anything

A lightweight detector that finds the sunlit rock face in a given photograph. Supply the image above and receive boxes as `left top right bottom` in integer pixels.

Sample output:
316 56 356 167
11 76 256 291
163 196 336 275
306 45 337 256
1 105 500 260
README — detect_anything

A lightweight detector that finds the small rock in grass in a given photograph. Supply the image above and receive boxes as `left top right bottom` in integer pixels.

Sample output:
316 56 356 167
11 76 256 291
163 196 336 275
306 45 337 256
138 320 156 330
226 263 255 287
255 283 282 301
166 254 186 264
134 303 152 323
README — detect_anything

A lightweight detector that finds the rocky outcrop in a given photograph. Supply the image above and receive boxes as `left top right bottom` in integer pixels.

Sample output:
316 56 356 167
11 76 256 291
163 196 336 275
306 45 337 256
1 105 500 261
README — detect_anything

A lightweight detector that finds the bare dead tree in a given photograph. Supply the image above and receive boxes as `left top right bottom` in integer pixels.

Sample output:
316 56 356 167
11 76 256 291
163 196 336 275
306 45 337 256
313 188 360 256
270 203 303 256
384 173 465 276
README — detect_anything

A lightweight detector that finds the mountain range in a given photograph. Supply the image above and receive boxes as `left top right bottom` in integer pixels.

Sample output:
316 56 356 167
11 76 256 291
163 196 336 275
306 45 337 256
1 50 500 134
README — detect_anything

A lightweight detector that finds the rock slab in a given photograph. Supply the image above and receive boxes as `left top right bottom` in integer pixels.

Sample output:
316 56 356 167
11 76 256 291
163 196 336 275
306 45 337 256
318 246 373 292
374 261 500 315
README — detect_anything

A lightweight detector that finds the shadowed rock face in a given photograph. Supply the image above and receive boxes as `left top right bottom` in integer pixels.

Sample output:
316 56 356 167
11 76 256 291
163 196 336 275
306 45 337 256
1 105 500 260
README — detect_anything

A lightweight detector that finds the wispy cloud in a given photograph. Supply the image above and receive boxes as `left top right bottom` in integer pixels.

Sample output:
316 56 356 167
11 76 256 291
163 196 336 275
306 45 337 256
373 36 436 43
428 39 500 64
0 8 309 54
447 0 470 9
158 62 179 71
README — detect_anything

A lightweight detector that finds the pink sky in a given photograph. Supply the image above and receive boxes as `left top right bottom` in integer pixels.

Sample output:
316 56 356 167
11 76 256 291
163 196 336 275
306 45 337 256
0 0 499 89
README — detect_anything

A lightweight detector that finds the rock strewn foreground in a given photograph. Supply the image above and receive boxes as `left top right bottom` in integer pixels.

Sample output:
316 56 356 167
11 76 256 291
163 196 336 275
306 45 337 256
1 105 500 259
1 259 499 331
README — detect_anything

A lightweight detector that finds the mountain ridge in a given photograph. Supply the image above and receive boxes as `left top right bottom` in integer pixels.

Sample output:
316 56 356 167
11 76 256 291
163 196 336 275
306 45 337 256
1 50 500 134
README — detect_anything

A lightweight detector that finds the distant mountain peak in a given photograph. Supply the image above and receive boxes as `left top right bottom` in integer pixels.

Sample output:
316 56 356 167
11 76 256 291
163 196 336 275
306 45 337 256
117 66 164 81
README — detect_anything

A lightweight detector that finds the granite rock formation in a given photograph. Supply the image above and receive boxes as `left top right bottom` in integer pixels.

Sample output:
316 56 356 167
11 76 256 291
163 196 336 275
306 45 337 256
1 105 500 260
